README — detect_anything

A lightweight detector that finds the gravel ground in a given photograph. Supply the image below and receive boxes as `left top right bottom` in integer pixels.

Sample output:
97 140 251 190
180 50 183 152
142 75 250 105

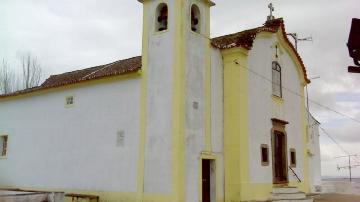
313 193 360 202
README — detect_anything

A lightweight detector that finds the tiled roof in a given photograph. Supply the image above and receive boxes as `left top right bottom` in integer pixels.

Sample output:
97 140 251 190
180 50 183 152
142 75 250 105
211 27 277 50
0 18 309 99
212 18 310 83
0 56 141 98
41 56 141 88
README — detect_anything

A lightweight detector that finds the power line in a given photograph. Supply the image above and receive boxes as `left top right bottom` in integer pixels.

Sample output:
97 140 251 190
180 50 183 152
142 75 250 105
239 64 360 125
236 62 360 164
320 127 360 165
320 127 349 155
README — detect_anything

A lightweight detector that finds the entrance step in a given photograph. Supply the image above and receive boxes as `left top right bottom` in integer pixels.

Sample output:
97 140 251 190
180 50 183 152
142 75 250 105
271 198 313 202
270 187 313 202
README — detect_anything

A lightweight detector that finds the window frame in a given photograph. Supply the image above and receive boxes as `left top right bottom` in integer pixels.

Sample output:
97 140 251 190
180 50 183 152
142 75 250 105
260 144 269 166
290 148 297 167
0 135 8 158
272 61 282 98
65 95 75 108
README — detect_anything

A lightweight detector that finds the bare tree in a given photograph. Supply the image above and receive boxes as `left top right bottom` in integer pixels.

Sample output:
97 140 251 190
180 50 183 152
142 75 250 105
0 59 16 94
20 53 42 89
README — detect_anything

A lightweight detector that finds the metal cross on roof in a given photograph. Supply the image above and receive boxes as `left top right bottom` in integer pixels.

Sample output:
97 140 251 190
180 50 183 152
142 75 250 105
267 3 275 21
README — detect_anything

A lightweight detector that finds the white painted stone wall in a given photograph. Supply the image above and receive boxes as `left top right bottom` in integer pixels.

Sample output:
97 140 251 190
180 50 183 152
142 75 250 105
184 1 207 201
210 47 225 200
308 113 322 192
0 78 141 192
247 33 306 184
143 0 175 194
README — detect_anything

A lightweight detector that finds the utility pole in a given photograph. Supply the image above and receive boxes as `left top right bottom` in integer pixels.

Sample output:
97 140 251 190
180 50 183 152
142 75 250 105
286 32 316 139
335 154 360 182
286 33 313 51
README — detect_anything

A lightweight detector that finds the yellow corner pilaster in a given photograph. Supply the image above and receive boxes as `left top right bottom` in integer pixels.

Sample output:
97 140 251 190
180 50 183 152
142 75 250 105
137 1 150 200
172 0 186 201
222 47 250 202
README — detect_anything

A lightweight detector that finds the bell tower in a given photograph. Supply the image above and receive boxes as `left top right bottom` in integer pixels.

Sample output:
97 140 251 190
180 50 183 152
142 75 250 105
138 1 215 201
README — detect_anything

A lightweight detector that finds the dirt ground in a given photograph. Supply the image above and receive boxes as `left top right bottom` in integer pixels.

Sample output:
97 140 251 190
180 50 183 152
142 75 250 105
313 193 360 202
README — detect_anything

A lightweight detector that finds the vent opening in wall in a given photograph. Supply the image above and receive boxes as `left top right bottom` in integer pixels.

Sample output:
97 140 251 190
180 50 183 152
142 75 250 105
65 95 74 107
156 3 168 32
0 135 8 157
261 144 269 166
191 5 200 33
117 130 125 147
290 148 296 167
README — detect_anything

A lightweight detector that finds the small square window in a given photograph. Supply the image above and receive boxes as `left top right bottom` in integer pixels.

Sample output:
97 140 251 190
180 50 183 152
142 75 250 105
65 96 74 106
290 148 296 167
0 135 8 157
261 144 269 166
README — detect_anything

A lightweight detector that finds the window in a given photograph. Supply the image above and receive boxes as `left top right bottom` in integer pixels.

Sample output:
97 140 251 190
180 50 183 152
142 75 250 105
290 148 296 167
0 135 8 157
261 144 269 166
156 4 168 32
191 5 200 33
65 95 74 106
272 61 282 97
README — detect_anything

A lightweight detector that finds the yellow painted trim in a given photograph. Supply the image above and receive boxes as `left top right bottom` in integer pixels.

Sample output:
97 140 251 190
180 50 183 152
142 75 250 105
222 47 250 202
0 72 141 103
171 1 186 201
300 84 311 193
204 4 212 152
137 1 150 200
271 95 284 105
200 151 217 160
198 153 223 202
0 186 176 202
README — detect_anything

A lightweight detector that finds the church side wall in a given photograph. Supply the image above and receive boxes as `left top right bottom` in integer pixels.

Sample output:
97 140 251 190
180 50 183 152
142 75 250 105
0 77 141 194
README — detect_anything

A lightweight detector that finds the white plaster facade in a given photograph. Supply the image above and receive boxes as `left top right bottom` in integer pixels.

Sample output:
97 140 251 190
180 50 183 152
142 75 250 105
248 34 306 184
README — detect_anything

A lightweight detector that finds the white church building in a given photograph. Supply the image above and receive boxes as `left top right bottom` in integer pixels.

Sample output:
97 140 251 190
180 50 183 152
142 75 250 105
0 1 321 202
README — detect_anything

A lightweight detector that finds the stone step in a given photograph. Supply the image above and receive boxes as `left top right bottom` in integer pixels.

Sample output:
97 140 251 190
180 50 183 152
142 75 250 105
271 197 313 202
272 187 299 194
271 192 306 200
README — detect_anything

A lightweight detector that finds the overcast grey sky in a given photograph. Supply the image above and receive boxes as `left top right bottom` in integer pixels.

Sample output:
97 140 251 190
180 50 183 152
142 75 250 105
1 0 360 178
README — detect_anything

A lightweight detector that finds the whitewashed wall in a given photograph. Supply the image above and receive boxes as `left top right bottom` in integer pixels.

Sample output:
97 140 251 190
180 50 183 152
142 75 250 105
0 78 141 192
143 0 175 194
247 34 306 184
308 113 322 192
184 1 207 201
210 47 224 200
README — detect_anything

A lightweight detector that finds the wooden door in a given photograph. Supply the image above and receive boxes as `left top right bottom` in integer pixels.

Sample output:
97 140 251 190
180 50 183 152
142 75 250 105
202 159 211 202
273 131 288 184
